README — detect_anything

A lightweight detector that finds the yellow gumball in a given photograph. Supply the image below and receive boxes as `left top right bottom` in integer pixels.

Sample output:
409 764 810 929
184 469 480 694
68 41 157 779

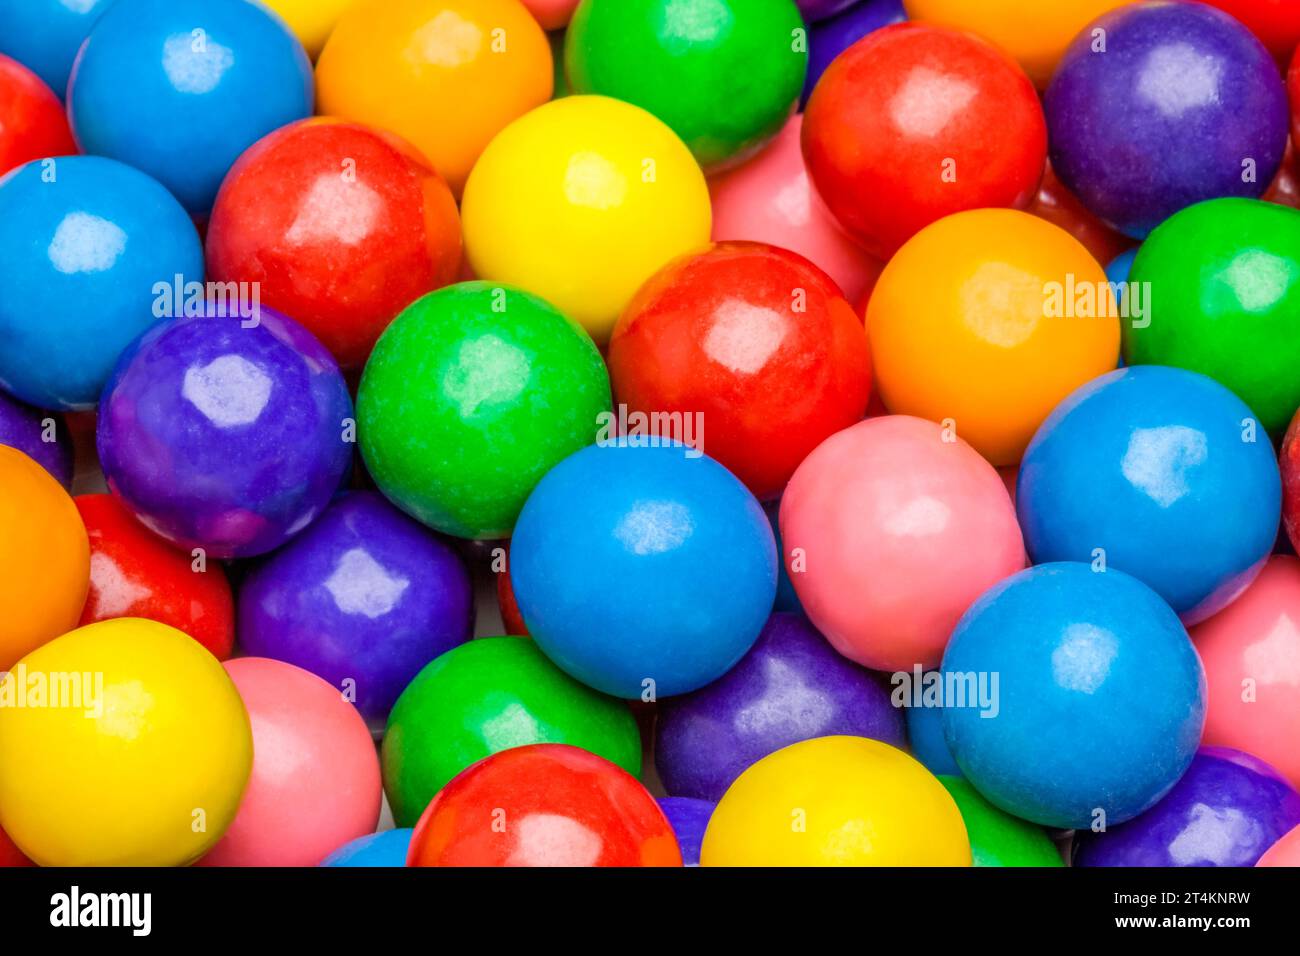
261 0 359 59
700 736 971 866
0 619 252 866
461 95 712 342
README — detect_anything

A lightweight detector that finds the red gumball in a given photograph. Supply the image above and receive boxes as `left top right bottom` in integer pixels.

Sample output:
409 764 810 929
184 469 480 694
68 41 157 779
1205 1 1300 64
75 494 235 659
0 824 33 867
1290 48 1299 145
608 242 871 500
1280 409 1300 552
497 549 529 637
1265 140 1300 210
206 117 462 369
802 22 1046 261
407 744 681 867
0 53 76 177
1029 160 1133 268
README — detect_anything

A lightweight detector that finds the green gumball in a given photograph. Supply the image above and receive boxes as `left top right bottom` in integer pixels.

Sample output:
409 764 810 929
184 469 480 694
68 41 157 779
938 776 1063 867
357 282 611 539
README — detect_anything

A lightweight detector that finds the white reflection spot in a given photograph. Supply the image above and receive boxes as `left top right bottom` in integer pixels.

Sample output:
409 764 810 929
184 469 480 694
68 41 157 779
1121 426 1207 508
324 548 410 618
181 355 273 427
1051 623 1118 693
285 176 382 246
163 33 234 95
47 212 126 274
890 67 977 138
703 302 787 375
615 501 693 555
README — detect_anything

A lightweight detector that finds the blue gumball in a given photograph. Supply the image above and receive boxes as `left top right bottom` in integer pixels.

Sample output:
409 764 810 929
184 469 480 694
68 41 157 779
67 0 312 216
657 797 714 867
763 499 803 614
511 441 778 699
0 0 115 96
905 687 961 777
0 156 203 410
1018 366 1280 624
320 828 413 868
1105 248 1138 286
942 562 1206 830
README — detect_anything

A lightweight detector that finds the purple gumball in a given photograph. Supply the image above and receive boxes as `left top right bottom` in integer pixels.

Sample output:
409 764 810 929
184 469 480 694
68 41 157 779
1045 2 1288 238
1076 747 1300 867
97 306 353 558
657 797 714 866
796 0 860 23
655 612 906 801
802 0 906 105
0 390 73 489
238 490 474 728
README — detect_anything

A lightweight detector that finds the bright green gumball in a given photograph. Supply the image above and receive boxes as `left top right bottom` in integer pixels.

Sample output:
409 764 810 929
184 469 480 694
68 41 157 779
938 776 1063 867
357 282 611 539
1126 198 1300 438
382 637 642 827
565 0 807 170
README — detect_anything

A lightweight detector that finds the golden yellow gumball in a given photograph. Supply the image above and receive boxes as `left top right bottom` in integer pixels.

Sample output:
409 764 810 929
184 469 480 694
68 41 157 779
260 0 360 59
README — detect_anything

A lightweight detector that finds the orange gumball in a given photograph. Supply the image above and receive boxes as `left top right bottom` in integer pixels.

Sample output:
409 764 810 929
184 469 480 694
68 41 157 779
316 0 553 196
0 446 89 668
867 209 1120 466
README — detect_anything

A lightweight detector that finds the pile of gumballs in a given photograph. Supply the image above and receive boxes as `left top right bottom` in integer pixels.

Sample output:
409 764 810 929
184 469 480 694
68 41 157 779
2 0 1300 869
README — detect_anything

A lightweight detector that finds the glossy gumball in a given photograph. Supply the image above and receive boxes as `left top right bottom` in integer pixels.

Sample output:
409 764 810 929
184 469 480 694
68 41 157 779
779 416 1023 671
97 307 353 559
1258 824 1300 866
656 613 905 801
1028 161 1132 269
511 442 777 698
317 0 552 196
77 494 235 659
321 829 413 868
906 692 961 777
657 798 714 867
802 0 905 105
802 23 1046 260
1203 0 1300 63
1127 198 1300 438
0 390 73 488
565 0 806 170
200 658 381 867
523 0 581 30
701 736 971 866
408 744 681 867
1018 367 1281 624
68 0 313 217
942 563 1206 830
937 777 1062 867
1264 140 1300 209
1283 413 1300 551
206 118 462 369
261 0 360 58
1192 557 1300 789
357 283 610 540
0 0 114 95
0 54 75 175
0 824 32 867
238 491 474 726
382 637 640 826
1046 2 1288 239
1076 748 1300 867
1292 49 1299 144
867 209 1120 465
496 558 529 636
1106 249 1138 286
0 156 203 410
608 242 871 499
0 619 252 866
0 446 88 669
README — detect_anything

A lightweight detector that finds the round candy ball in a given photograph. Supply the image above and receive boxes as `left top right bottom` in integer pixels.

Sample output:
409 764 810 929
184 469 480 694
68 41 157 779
803 22 1046 261
357 282 610 540
0 0 113 95
1258 824 1300 866
77 493 235 659
0 824 33 867
701 736 971 866
608 241 871 500
942 563 1206 830
382 637 641 827
1283 413 1300 551
0 618 252 866
0 54 75 176
803 0 905 105
0 156 203 410
317 0 552 196
1126 198 1300 439
512 442 777 698
867 209 1120 465
779 416 1024 671
1018 366 1281 624
523 0 581 30
239 491 473 727
0 390 73 488
199 658 381 867
1192 556 1300 790
206 118 462 369
657 797 714 867
1028 160 1133 269
1045 2 1288 239
68 0 313 217
320 829 413 868
0 445 88 669
565 0 806 170
656 613 906 801
461 95 711 343
97 307 353 559
937 776 1062 867
1075 747 1300 867
260 0 360 58
408 744 681 867
906 691 961 777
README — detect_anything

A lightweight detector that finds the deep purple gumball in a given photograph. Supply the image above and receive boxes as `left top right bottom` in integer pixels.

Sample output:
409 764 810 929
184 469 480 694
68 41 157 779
657 797 714 866
796 0 860 24
655 612 906 801
1075 747 1300 867
0 390 73 489
238 490 474 727
97 306 353 558
802 0 906 105
1045 2 1288 239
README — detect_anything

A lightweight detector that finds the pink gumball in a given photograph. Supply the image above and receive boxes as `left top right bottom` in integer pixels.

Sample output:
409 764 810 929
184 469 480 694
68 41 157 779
199 658 381 867
522 0 580 29
780 415 1025 671
1192 556 1300 790
710 114 880 303
1258 824 1300 866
